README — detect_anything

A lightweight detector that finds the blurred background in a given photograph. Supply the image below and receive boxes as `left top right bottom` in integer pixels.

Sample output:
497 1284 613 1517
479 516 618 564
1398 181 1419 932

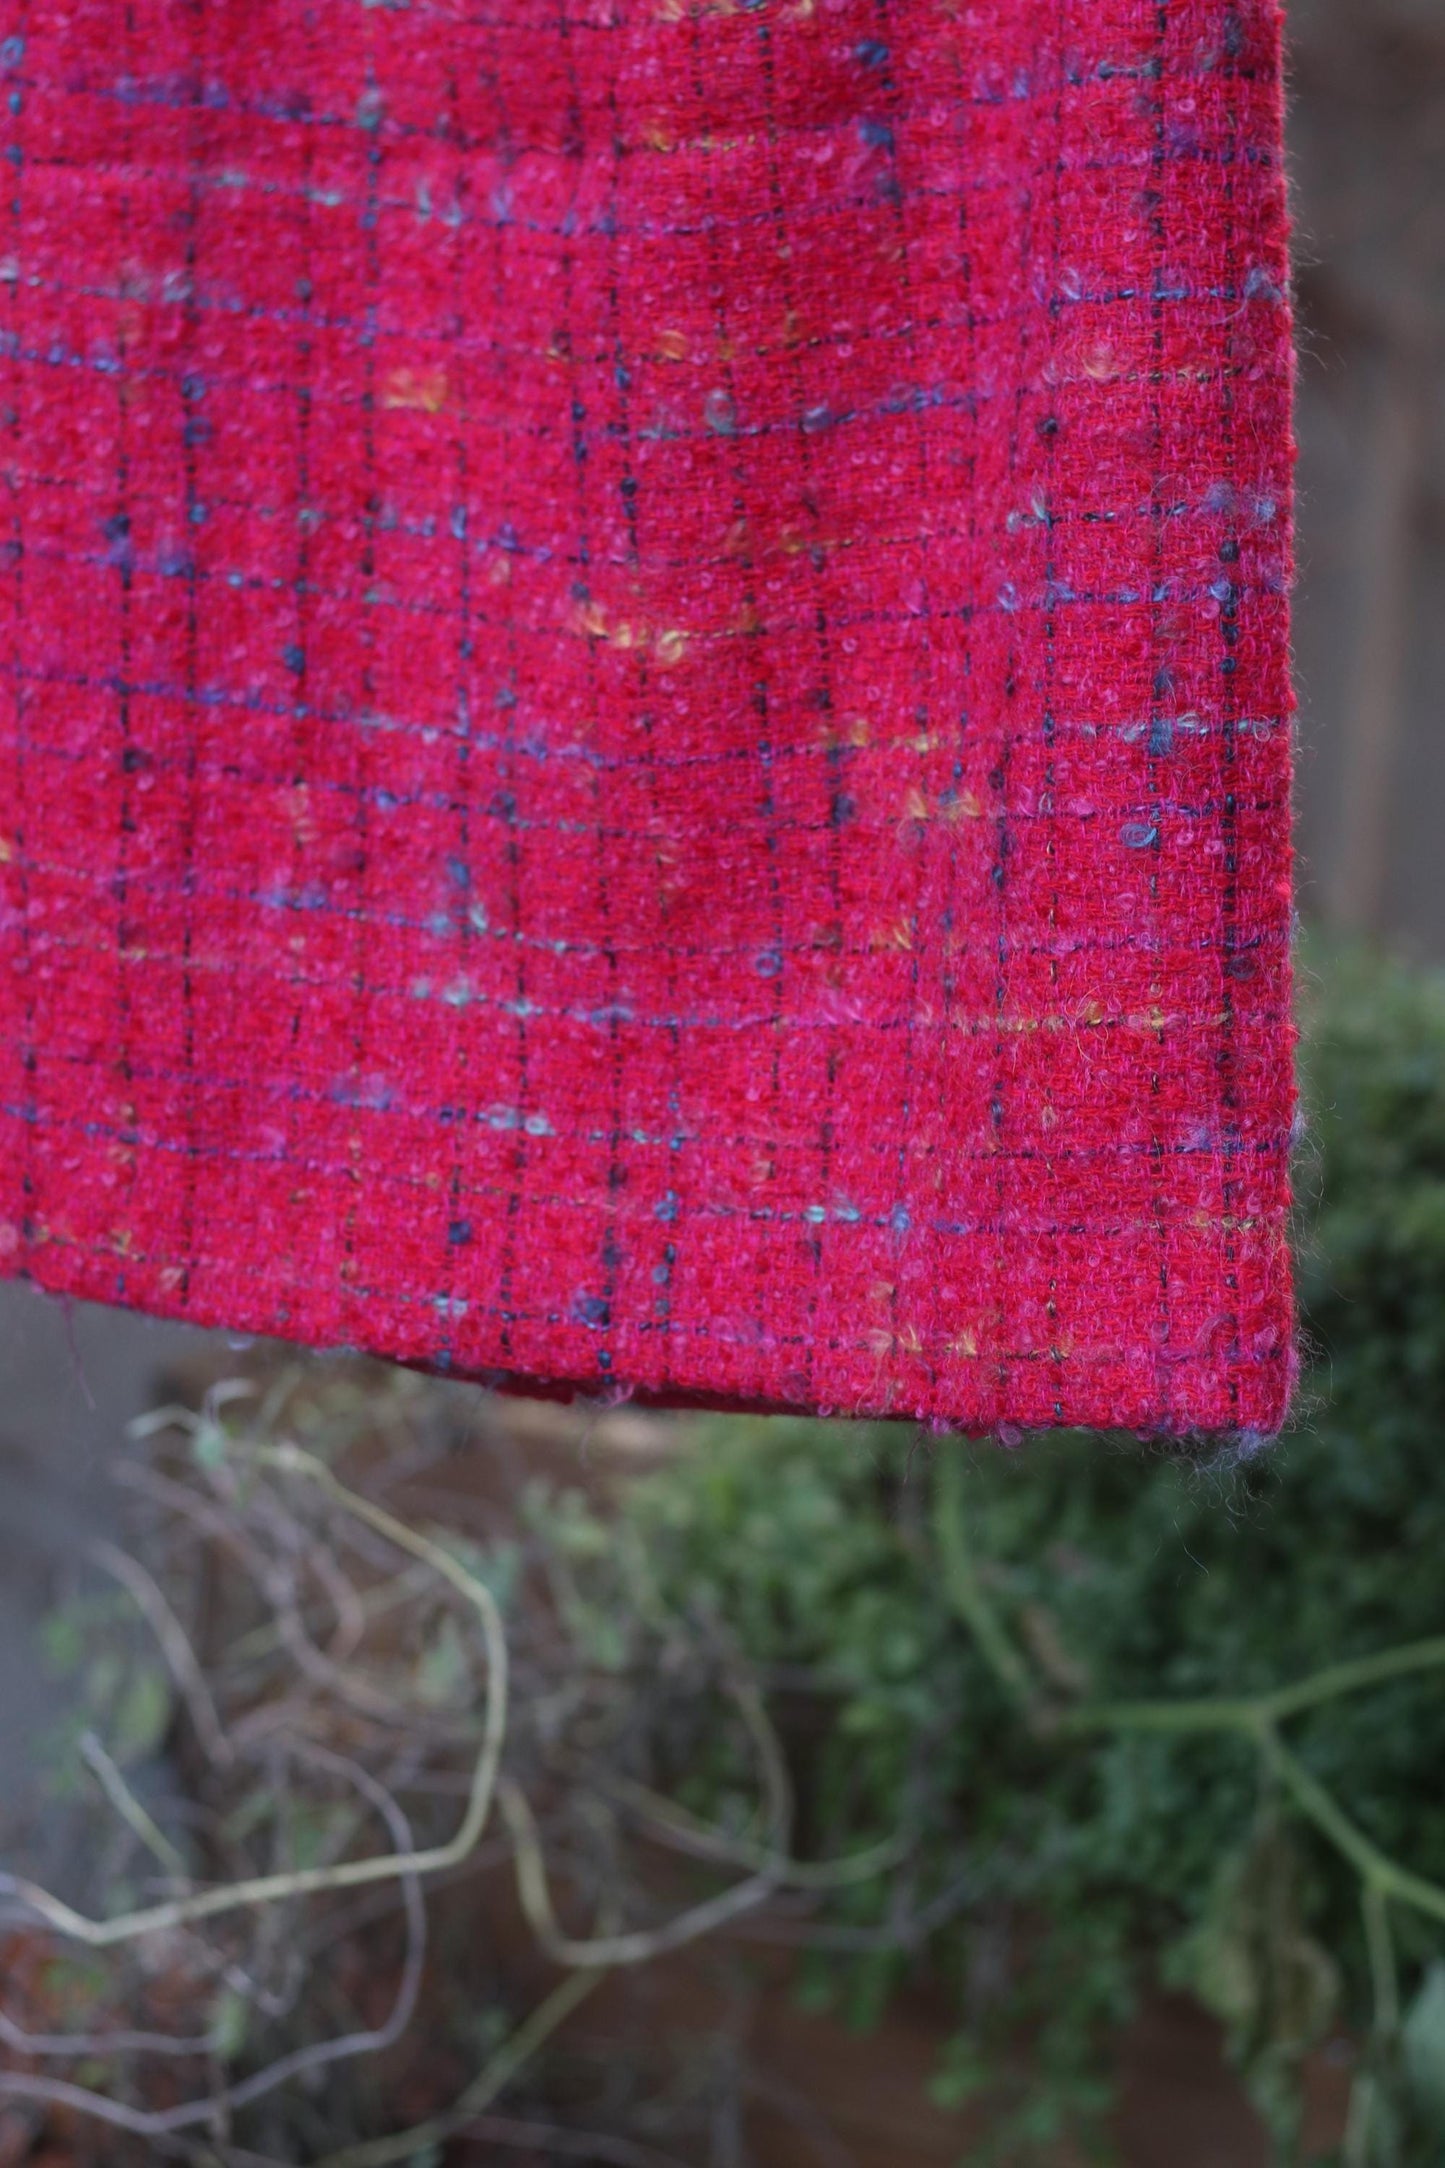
1291 0 1445 951
2 3 1445 2164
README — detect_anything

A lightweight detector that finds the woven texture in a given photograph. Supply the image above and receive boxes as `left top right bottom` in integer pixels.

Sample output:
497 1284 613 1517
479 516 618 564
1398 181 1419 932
0 0 1294 1432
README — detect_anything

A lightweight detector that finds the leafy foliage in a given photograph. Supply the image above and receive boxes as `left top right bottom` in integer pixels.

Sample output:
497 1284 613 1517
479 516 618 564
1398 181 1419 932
535 946 1445 2161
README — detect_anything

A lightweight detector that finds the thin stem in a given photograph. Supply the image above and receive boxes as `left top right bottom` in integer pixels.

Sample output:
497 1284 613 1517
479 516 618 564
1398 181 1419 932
1261 1635 1445 1721
222 1562 432 1670
590 1761 911 1889
0 1440 508 1949
499 1782 780 1967
0 2008 213 2061
1342 2070 1379 2168
1361 1880 1400 2040
91 1537 234 1768
1344 1884 1402 2168
1053 1696 1262 1737
1060 1636 1445 1736
0 2073 187 2145
932 1446 1035 1709
731 1670 793 1851
1261 1730 1445 1928
310 1964 604 2168
80 1731 190 1885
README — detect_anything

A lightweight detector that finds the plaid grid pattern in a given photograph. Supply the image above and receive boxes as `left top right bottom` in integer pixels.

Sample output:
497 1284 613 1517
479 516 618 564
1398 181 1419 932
0 0 1295 1431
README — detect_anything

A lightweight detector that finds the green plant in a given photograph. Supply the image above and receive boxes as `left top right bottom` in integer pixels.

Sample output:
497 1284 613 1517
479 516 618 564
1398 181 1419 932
527 946 1445 2162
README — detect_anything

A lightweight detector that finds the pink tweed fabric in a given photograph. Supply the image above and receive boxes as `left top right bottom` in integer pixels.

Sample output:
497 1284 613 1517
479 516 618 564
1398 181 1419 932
0 0 1295 1432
